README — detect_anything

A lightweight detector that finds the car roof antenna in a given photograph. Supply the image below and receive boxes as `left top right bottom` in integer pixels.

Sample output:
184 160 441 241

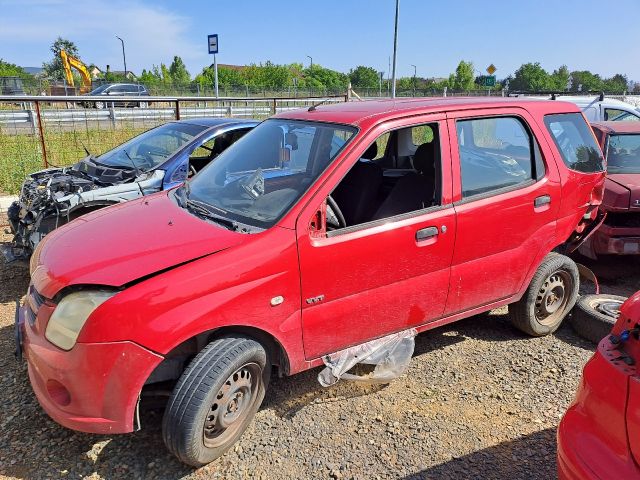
308 98 331 112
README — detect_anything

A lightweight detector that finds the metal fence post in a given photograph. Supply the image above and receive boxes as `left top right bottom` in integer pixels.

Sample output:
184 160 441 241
27 107 37 135
175 100 181 120
34 100 48 168
272 98 277 115
108 105 116 129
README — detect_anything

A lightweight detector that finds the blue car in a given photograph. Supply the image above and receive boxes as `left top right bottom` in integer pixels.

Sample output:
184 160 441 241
4 118 258 261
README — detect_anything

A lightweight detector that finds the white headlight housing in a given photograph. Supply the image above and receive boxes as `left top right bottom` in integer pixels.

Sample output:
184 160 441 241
45 290 116 350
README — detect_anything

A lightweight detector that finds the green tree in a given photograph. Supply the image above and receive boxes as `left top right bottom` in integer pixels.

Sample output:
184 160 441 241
0 59 30 77
549 65 570 91
453 60 474 91
196 65 244 90
42 37 80 80
304 64 348 92
349 66 379 89
602 74 628 93
139 67 162 85
510 62 551 91
569 70 603 92
168 56 190 84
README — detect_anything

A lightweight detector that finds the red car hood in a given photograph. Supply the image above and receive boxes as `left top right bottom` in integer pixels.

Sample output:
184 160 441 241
32 192 245 298
608 173 640 210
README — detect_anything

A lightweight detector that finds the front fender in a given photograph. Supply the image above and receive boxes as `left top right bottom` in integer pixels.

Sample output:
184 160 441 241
76 226 309 373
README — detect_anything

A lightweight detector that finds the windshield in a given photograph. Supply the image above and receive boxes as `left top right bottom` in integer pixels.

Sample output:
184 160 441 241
607 134 640 174
184 119 356 229
89 84 109 95
96 122 207 170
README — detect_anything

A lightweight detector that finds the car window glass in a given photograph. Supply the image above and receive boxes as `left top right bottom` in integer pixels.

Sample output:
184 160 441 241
544 113 604 173
97 122 207 169
411 125 434 146
187 119 356 229
605 108 640 122
456 117 536 198
326 122 442 232
607 134 640 174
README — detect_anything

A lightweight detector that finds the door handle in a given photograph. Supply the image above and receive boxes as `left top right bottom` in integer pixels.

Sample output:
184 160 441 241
534 195 551 208
416 226 438 242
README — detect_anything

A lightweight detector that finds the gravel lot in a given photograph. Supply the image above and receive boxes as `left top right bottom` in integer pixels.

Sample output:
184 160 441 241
1 226 638 480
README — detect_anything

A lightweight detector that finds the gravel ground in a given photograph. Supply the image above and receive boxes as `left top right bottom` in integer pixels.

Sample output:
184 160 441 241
1 226 639 480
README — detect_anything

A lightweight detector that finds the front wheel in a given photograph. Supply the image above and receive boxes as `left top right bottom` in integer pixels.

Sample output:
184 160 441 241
162 336 268 466
509 252 579 336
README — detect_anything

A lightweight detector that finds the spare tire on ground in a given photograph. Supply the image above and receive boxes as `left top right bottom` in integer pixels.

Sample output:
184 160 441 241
569 294 627 344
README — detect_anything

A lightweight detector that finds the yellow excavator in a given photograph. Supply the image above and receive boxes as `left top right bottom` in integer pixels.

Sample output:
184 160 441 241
60 50 92 94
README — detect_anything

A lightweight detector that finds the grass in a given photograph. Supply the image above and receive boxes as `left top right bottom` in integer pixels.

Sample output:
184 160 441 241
0 124 148 194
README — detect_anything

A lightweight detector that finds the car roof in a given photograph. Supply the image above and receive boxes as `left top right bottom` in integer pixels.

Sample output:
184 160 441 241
273 97 581 127
554 96 637 108
590 121 640 134
175 117 260 128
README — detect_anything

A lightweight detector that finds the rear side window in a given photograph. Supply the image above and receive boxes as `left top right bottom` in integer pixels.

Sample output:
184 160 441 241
604 108 640 122
456 116 542 198
544 113 604 173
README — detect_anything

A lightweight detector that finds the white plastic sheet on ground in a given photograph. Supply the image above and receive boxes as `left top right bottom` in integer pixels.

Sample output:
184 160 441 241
317 328 417 387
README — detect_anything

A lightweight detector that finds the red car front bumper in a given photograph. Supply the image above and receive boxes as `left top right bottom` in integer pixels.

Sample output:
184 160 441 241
19 304 163 434
557 340 640 480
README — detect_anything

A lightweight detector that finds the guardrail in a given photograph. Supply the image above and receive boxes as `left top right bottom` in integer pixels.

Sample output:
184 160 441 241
0 94 348 195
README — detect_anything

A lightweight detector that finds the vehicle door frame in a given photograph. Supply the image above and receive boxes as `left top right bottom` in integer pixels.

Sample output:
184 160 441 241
293 112 456 359
443 106 563 314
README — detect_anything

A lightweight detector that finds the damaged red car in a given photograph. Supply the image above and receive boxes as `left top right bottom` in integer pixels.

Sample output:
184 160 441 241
17 98 606 466
579 121 640 257
558 290 640 479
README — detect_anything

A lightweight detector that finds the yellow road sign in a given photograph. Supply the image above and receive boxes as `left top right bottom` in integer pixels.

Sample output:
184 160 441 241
486 64 497 75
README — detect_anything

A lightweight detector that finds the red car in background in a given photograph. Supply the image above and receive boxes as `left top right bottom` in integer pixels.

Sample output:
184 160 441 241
558 290 640 479
579 122 640 257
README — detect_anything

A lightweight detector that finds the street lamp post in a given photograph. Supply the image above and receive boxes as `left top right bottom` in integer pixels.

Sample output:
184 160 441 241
391 0 400 98
411 64 417 97
115 35 127 77
306 55 313 69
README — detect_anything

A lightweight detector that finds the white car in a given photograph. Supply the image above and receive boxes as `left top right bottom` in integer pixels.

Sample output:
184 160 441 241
550 95 640 122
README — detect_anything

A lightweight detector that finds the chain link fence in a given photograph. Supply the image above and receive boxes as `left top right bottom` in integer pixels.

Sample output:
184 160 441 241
0 94 347 195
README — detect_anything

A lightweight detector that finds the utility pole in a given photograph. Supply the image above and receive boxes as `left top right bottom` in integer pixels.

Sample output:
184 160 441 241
411 64 417 97
391 0 400 98
115 35 127 77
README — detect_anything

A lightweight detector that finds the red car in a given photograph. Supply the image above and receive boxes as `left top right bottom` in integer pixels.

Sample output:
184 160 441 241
580 121 640 257
18 98 605 466
558 290 640 479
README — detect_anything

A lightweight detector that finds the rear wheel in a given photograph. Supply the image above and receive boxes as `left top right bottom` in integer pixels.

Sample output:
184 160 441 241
162 336 268 467
509 253 579 336
569 294 626 343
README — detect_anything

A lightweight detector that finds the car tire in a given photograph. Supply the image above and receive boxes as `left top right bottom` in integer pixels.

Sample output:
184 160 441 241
162 336 268 467
509 252 579 336
569 294 626 344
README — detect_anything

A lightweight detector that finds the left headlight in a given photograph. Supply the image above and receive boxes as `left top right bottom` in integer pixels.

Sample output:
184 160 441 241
45 290 116 350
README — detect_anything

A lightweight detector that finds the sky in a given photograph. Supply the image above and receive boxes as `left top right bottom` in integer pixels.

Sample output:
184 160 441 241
1 0 639 81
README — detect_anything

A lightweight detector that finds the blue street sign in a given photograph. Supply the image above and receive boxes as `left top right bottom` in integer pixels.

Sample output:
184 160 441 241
208 34 218 54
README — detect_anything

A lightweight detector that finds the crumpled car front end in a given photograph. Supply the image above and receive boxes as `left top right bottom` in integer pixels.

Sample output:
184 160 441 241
2 159 161 263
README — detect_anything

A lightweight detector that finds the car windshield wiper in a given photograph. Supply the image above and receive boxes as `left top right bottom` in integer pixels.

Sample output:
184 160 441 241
185 198 238 231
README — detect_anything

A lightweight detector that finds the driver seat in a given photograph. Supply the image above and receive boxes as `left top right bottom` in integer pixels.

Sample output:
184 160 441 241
331 143 383 226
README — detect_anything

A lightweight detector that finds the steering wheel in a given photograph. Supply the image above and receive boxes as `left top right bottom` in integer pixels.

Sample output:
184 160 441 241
326 195 346 229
